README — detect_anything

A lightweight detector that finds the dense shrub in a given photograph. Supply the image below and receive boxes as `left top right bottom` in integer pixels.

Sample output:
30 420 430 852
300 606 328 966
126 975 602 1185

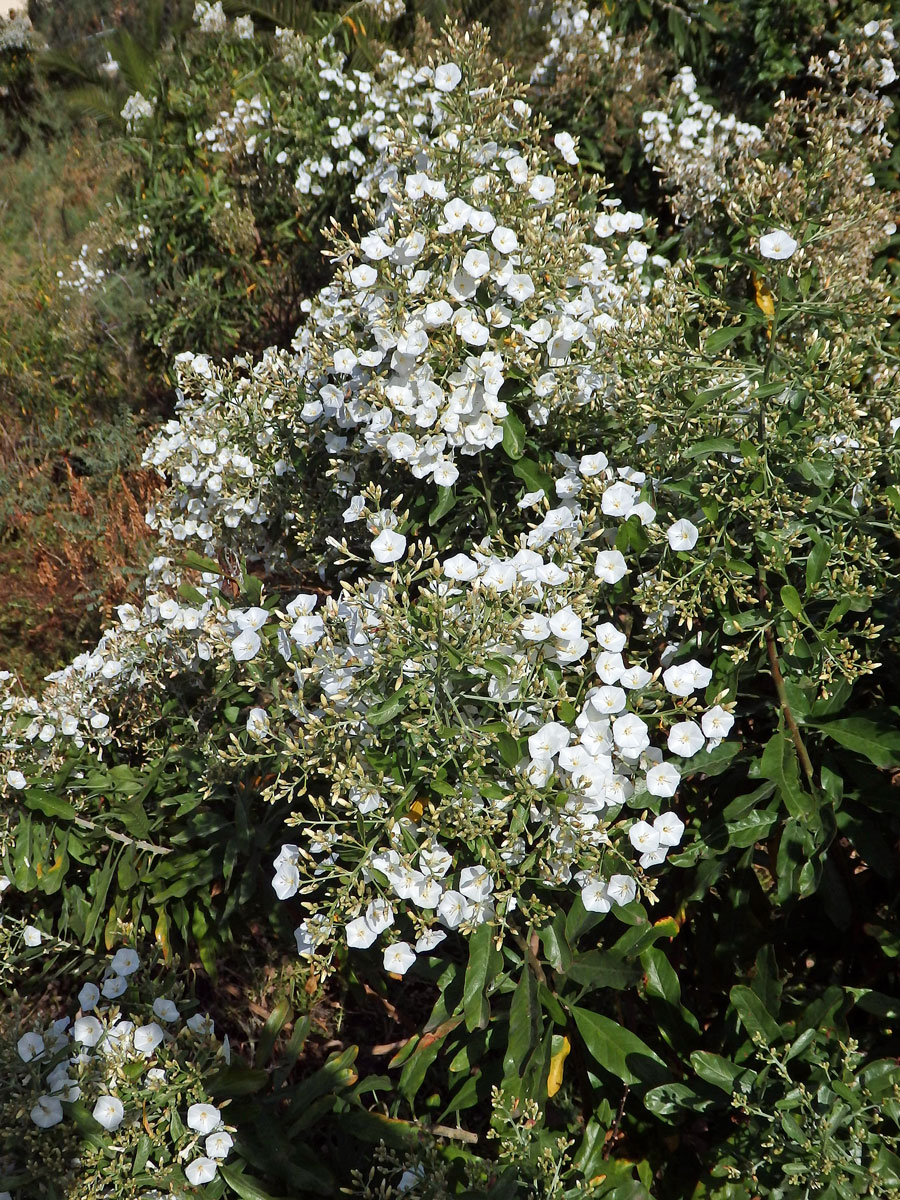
2 5 900 1199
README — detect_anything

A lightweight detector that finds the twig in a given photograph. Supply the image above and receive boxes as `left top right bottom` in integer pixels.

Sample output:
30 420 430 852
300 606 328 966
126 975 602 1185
71 815 172 855
427 1123 479 1144
764 624 817 789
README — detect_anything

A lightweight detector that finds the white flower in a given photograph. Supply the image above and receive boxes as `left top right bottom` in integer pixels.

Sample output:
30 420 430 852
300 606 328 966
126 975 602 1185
663 660 710 696
273 860 300 900
31 1096 64 1128
415 929 447 953
419 843 452 878
505 155 529 185
153 997 179 1022
246 707 270 739
759 229 798 260
528 722 570 760
74 1015 104 1046
645 762 681 798
93 1095 124 1131
438 890 473 929
78 982 100 1012
186 1013 216 1036
433 63 462 92
701 705 734 740
607 874 637 906
432 459 459 487
410 875 442 908
458 865 493 901
628 821 660 854
383 941 417 974
365 898 395 934
553 131 578 165
205 1130 234 1159
667 720 705 757
102 974 128 1000
346 917 378 949
529 174 556 203
666 519 699 551
186 1158 218 1186
187 1103 222 1134
520 613 550 641
507 273 535 302
654 811 685 847
601 482 636 517
612 713 650 756
595 622 627 653
6 770 26 790
581 879 611 912
350 264 378 289
641 847 669 869
17 1031 44 1062
371 529 406 563
110 947 140 976
620 665 653 690
232 627 262 662
491 225 518 253
591 685 626 714
594 550 628 584
134 1022 165 1056
579 452 608 477
462 248 491 279
23 925 42 947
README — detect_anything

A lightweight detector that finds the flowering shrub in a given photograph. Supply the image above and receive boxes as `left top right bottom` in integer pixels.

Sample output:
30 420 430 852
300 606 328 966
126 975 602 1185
3 6 900 1197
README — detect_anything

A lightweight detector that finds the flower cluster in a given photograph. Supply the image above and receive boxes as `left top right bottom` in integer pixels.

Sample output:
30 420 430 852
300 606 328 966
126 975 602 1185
5 949 234 1194
193 0 227 35
640 66 762 217
120 91 155 130
195 93 270 156
266 518 723 972
0 11 37 52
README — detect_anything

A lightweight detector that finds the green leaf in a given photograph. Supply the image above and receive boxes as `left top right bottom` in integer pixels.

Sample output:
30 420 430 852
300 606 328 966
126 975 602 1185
641 947 681 1005
779 585 803 618
463 922 500 1032
497 733 521 768
512 456 552 494
366 683 415 727
806 539 830 590
730 984 783 1045
567 950 639 991
209 1066 270 1096
682 436 740 460
218 1163 281 1200
428 485 457 525
644 1081 713 1116
814 717 900 768
502 412 527 459
22 789 75 820
504 965 540 1078
178 581 207 605
690 1050 745 1092
84 849 118 944
758 729 814 818
705 325 743 352
256 999 292 1067
179 549 222 574
572 1006 668 1086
